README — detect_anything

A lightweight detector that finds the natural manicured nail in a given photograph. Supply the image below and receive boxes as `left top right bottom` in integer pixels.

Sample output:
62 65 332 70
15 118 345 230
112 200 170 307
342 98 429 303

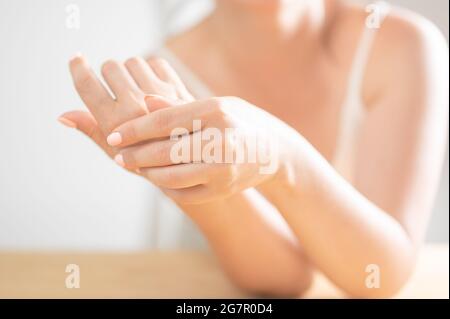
114 154 125 167
58 117 77 128
107 132 122 146
70 52 82 61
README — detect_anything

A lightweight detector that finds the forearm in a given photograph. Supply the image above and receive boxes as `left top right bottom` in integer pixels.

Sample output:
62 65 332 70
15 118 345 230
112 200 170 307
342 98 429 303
177 188 313 296
258 137 417 297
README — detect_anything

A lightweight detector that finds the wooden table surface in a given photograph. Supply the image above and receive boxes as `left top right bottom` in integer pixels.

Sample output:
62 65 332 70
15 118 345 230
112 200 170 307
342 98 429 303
0 244 448 299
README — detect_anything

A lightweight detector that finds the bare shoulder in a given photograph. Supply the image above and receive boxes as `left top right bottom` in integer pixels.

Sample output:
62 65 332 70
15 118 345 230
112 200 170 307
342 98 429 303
372 4 448 63
362 4 449 106
328 0 448 110
331 1 447 64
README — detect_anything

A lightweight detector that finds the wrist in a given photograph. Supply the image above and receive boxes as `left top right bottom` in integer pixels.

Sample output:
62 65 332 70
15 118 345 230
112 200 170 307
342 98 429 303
257 135 302 201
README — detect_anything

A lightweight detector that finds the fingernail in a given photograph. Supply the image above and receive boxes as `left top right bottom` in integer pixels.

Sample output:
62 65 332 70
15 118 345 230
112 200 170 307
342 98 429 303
114 154 125 167
107 132 122 146
145 94 163 99
70 52 82 61
58 117 77 129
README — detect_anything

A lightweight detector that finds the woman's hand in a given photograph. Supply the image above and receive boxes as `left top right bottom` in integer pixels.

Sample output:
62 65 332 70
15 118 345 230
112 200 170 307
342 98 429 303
107 96 295 204
61 56 314 296
60 54 296 205
59 54 193 160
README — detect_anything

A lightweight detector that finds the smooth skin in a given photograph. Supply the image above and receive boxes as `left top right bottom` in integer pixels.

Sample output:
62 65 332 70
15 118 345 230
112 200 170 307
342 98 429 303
62 54 313 296
60 0 449 297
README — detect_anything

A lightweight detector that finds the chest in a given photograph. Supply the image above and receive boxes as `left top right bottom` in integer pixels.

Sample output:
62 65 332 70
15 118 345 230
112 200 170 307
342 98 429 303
198 59 350 161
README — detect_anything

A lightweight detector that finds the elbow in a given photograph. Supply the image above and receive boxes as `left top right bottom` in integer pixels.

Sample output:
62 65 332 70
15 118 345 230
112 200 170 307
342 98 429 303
346 280 407 299
344 257 417 299
230 267 314 298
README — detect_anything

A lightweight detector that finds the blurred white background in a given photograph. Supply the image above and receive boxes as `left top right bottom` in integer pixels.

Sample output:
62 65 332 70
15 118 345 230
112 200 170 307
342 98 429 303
0 0 448 250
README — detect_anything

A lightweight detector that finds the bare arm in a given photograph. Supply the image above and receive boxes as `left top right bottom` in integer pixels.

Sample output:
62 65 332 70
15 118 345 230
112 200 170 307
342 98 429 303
61 56 313 297
257 13 449 297
180 189 313 296
61 12 447 298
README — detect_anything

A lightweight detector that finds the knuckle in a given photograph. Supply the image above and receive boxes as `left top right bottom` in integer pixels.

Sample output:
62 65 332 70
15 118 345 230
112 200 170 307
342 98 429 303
152 111 170 133
98 95 114 110
75 73 95 93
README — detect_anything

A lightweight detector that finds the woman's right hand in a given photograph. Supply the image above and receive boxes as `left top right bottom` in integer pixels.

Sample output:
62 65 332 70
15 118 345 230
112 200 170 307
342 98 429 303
60 54 314 296
59 54 193 160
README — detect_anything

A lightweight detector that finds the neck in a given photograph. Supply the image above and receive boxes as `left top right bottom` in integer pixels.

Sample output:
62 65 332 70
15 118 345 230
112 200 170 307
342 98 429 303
211 0 329 49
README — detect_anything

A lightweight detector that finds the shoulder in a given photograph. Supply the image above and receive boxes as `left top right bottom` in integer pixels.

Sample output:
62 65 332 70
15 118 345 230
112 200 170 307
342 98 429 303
333 2 448 107
369 5 448 106
333 1 447 53
372 4 448 66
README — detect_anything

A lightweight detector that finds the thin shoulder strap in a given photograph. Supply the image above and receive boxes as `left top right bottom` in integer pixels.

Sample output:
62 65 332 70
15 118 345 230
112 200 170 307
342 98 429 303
346 1 390 103
333 2 390 182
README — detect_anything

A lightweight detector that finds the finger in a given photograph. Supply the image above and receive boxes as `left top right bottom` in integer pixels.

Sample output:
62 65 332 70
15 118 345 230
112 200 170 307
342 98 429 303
58 110 115 157
147 57 194 101
147 57 180 84
139 163 210 189
69 54 115 127
107 99 213 147
101 59 142 103
115 129 222 169
105 94 177 147
124 56 165 94
115 133 198 169
59 111 140 176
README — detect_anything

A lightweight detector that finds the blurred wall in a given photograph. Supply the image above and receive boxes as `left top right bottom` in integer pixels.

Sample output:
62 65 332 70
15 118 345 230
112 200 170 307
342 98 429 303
0 0 447 250
0 0 166 250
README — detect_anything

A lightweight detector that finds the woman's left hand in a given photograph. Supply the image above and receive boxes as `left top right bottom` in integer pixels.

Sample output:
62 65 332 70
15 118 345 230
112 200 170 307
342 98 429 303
107 96 294 204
